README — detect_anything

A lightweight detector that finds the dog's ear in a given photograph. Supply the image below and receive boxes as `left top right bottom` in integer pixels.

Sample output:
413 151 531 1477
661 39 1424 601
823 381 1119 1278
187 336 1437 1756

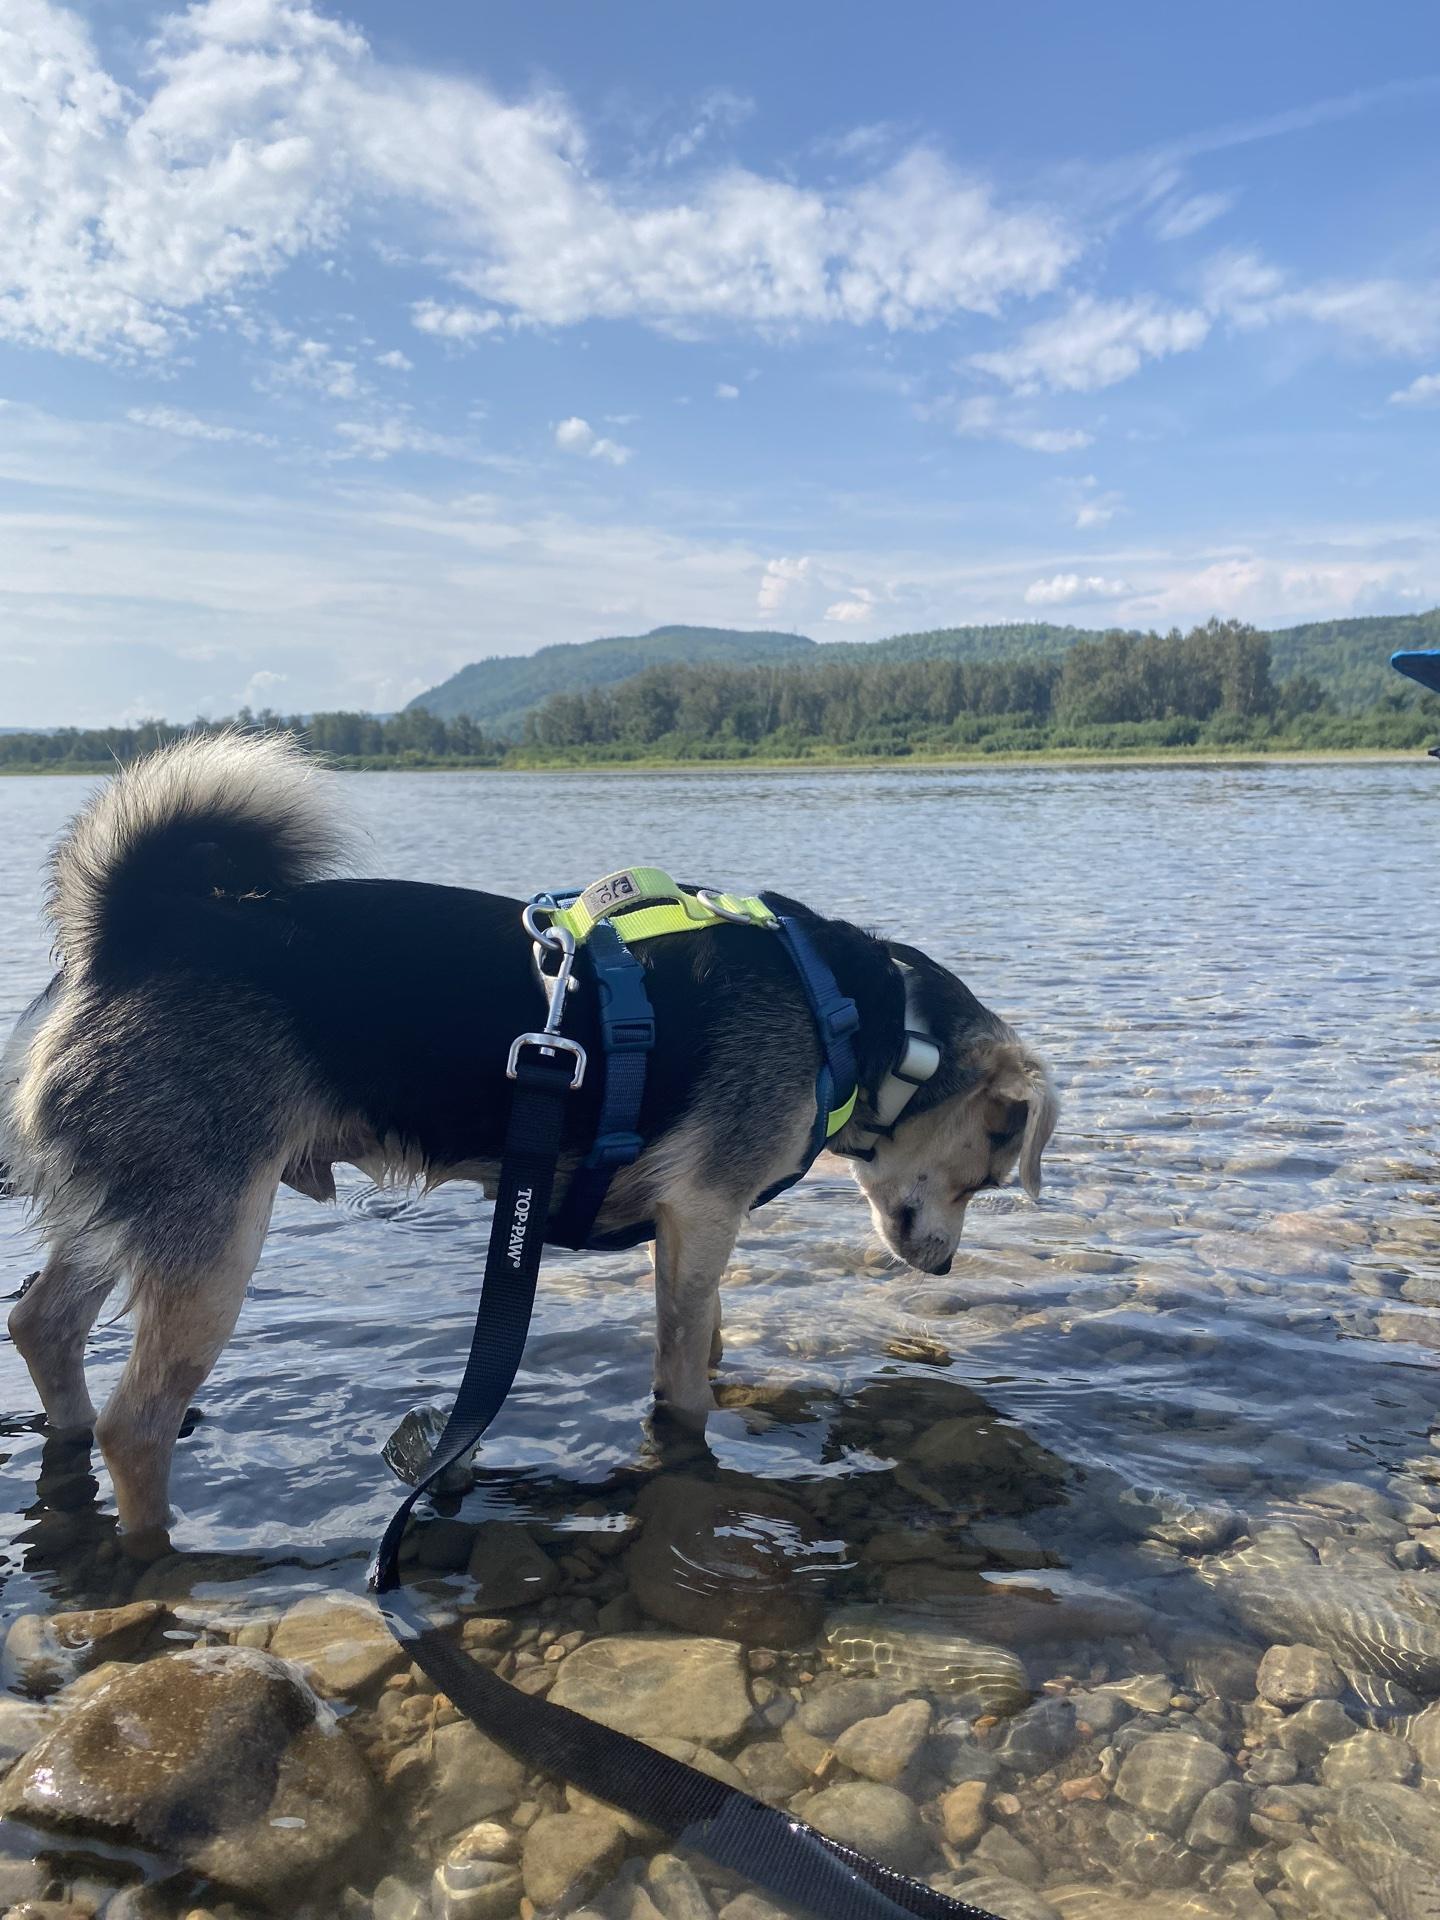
981 1042 1058 1200
759 890 822 922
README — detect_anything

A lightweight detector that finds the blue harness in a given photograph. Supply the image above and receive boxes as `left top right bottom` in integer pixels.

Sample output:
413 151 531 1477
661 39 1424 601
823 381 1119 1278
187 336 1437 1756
543 897 860 1251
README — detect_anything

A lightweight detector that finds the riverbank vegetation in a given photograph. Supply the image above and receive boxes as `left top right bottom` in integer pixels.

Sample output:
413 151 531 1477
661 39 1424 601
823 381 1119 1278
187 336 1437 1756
4 621 1435 773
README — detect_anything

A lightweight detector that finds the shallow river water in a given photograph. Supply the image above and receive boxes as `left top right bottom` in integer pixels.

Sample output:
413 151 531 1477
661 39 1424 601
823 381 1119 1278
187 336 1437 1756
0 761 1437 1920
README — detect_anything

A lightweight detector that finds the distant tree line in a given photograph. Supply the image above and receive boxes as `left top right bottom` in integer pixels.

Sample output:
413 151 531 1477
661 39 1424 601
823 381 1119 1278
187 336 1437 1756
517 620 1437 758
2 621 1435 773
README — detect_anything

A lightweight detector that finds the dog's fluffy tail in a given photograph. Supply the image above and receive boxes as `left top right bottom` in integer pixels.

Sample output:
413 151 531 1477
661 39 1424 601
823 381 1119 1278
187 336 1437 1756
49 731 345 979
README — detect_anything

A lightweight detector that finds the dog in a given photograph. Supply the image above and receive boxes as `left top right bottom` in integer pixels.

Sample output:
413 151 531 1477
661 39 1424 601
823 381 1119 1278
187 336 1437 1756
2 732 1056 1545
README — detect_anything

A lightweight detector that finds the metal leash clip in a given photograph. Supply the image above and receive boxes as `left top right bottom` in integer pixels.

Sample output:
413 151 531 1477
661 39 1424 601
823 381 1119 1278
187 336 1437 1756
509 905 587 1088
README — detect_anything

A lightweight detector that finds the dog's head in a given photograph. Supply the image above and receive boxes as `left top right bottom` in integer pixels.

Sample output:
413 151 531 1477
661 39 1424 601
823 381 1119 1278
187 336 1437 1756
847 945 1057 1276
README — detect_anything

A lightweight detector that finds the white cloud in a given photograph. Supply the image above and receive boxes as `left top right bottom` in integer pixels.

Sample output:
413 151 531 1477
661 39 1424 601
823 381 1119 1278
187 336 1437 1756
1025 573 1130 606
261 338 363 400
126 405 275 447
1204 250 1440 356
1071 479 1124 529
715 383 740 400
0 1 1078 361
758 555 812 614
237 667 288 706
950 395 1091 453
333 416 466 461
1151 191 1235 241
376 348 413 370
411 301 505 342
972 296 1210 394
1390 372 1440 406
553 417 632 465
824 587 877 624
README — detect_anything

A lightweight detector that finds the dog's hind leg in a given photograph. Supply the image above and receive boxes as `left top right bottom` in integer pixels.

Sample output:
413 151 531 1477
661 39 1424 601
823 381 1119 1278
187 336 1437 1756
652 1196 742 1425
95 1173 278 1545
8 1250 118 1431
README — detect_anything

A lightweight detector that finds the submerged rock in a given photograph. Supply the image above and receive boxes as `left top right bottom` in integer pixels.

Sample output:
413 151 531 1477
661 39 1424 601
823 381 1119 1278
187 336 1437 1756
822 1607 1029 1713
0 1647 375 1902
831 1699 932 1782
1255 1642 1344 1707
1114 1733 1232 1839
2 1602 166 1695
466 1523 559 1611
548 1635 752 1747
1204 1552 1440 1692
625 1476 839 1646
803 1781 929 1873
269 1592 406 1699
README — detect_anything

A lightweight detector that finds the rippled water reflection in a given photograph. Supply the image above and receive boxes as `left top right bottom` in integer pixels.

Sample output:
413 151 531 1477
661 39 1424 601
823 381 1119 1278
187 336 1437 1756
1 762 1437 1917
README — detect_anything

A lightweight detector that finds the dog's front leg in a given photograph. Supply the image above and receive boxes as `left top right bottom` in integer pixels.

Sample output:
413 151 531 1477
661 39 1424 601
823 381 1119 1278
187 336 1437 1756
651 1198 742 1424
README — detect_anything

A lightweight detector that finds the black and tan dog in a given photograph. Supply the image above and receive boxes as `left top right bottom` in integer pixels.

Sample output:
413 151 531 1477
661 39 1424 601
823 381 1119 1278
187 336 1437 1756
2 734 1056 1542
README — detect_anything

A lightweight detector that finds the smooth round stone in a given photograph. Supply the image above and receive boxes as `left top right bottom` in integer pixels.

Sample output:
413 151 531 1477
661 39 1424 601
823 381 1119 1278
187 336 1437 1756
0 1648 375 1903
1320 1729 1419 1789
625 1475 839 1646
991 1697 1077 1776
823 1607 1028 1714
521 1812 626 1910
831 1699 932 1783
269 1592 406 1699
802 1781 929 1873
1255 1643 1344 1707
1113 1733 1232 1838
466 1524 560 1611
548 1635 753 1747
1276 1841 1382 1920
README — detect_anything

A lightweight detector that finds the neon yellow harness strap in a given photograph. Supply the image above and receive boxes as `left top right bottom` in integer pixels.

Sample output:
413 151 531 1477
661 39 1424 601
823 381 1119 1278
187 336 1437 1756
544 867 853 1141
547 867 775 945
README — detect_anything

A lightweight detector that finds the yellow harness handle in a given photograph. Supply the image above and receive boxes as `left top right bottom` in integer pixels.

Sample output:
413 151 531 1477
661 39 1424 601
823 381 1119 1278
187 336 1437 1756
546 866 775 945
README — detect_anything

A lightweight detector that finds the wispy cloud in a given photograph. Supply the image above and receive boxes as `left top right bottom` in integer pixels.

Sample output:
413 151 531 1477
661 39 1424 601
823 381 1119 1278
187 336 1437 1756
1390 372 1440 406
127 406 276 448
1025 573 1130 606
972 296 1210 395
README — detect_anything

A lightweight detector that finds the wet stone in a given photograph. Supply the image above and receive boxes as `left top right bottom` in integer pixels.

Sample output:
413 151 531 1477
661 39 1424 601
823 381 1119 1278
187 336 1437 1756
0 1647 375 1904
1184 1781 1249 1853
942 1873 1062 1920
548 1636 752 1748
939 1779 991 1850
1276 1841 1383 1920
1277 1696 1359 1765
421 1719 528 1840
972 1823 1044 1887
1103 1808 1204 1891
625 1476 837 1647
268 1592 406 1699
466 1524 560 1611
1255 1643 1344 1708
0 1697 60 1762
991 1696 1077 1775
803 1782 929 1873
796 1677 898 1741
831 1698 932 1782
822 1607 1028 1713
644 1852 714 1920
1320 1729 1419 1790
522 1812 626 1911
2 1603 166 1696
1113 1733 1232 1838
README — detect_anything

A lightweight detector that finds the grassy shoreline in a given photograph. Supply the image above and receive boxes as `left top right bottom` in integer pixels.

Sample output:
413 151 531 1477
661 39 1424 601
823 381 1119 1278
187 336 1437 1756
0 744 1424 778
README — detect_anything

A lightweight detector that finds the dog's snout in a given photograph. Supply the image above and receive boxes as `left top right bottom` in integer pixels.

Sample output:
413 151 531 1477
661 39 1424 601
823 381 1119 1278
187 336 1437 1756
932 1254 953 1277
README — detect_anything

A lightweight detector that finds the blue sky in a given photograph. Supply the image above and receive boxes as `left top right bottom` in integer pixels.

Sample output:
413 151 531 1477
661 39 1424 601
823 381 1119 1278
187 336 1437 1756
2 1 1439 725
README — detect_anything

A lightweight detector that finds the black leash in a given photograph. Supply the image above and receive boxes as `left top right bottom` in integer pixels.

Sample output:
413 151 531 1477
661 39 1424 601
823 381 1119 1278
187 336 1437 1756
369 1038 1005 1920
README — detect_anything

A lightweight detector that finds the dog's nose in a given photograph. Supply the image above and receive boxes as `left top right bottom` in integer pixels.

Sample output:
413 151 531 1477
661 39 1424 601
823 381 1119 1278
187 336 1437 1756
932 1254 953 1276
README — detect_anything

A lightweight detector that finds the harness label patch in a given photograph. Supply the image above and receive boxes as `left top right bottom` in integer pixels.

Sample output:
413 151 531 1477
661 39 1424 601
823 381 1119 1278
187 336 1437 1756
583 870 640 915
508 1187 533 1267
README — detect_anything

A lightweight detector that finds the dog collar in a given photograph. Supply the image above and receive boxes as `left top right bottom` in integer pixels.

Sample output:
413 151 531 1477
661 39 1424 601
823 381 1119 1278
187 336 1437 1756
842 962 941 1158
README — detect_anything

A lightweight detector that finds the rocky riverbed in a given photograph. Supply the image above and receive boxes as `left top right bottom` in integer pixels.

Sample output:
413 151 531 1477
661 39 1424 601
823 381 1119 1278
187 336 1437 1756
4 1377 1440 1920
1 765 1438 1920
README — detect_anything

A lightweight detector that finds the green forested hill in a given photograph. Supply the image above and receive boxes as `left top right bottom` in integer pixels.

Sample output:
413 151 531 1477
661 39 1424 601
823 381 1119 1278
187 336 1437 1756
409 610 1439 730
409 624 814 729
1264 609 1440 706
